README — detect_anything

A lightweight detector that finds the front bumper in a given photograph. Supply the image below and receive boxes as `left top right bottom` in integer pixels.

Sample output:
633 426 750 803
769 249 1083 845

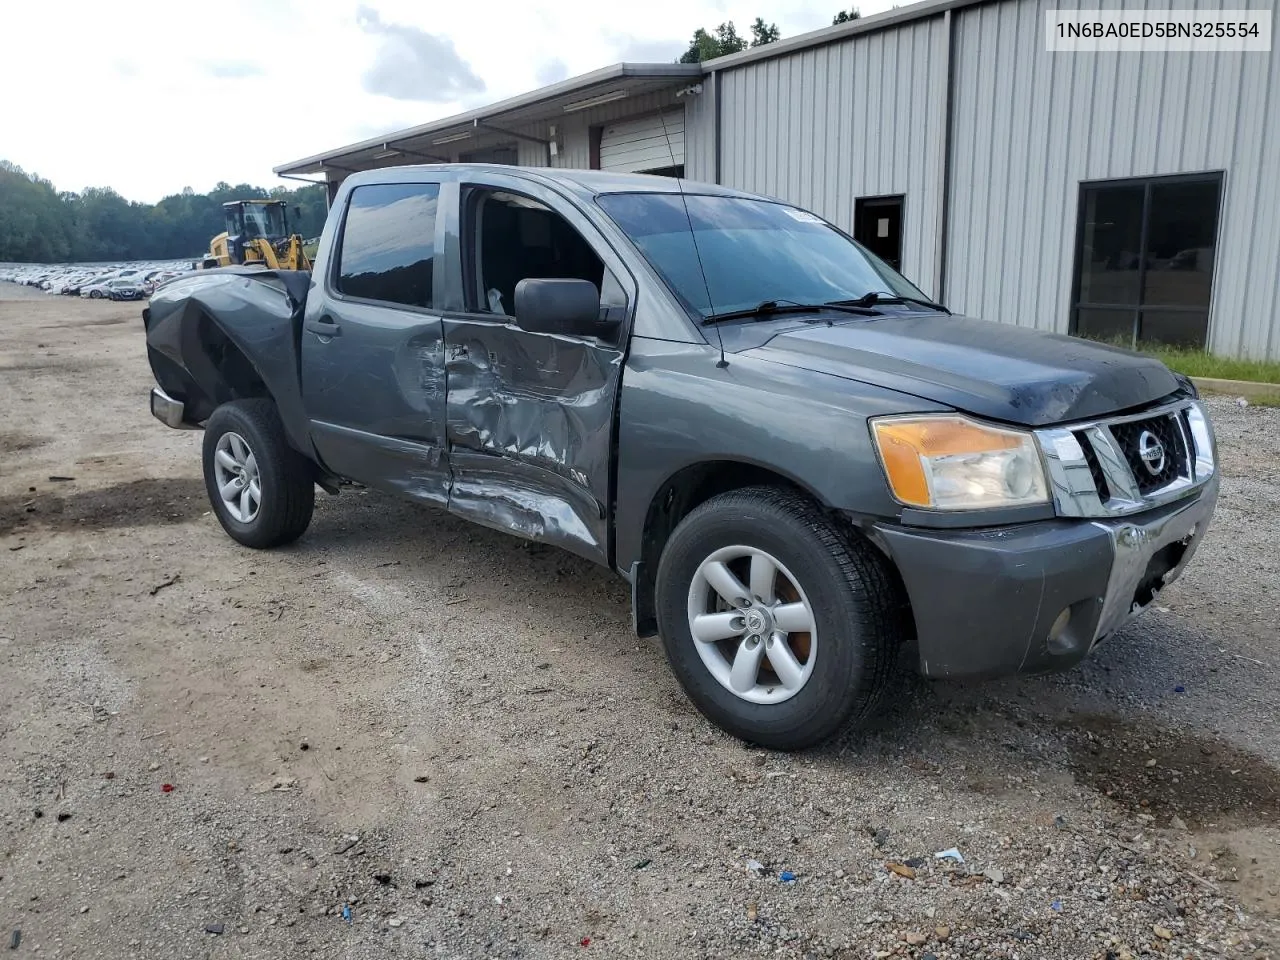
149 386 198 430
874 475 1218 679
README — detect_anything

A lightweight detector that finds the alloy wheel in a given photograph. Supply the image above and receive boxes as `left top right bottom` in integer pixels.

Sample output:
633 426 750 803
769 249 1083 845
685 545 817 704
213 431 261 523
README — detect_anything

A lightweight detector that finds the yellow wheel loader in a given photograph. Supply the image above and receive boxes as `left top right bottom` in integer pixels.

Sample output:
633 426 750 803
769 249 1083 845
196 200 311 271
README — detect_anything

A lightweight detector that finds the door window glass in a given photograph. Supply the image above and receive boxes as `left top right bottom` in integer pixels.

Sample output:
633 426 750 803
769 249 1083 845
337 183 440 308
469 190 623 320
1071 175 1221 349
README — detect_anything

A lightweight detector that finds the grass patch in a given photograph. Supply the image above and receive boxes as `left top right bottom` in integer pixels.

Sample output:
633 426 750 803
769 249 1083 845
1082 336 1280 385
1134 343 1280 384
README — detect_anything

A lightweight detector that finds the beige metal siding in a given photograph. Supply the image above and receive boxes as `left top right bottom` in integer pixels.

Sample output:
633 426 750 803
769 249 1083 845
599 110 685 172
948 0 1280 358
554 90 690 169
712 16 951 295
683 81 716 182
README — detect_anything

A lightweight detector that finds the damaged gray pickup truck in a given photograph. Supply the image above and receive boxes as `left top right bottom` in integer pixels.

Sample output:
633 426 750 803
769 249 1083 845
143 165 1219 749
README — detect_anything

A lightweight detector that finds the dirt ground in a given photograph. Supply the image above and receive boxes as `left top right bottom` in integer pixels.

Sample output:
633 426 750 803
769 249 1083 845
0 283 1277 960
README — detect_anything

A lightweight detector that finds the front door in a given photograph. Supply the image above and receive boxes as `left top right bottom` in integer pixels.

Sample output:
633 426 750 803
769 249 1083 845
854 195 904 271
300 180 452 506
439 177 634 564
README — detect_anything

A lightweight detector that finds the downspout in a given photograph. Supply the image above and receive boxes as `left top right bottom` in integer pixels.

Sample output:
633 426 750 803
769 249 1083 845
713 69 723 185
936 9 957 303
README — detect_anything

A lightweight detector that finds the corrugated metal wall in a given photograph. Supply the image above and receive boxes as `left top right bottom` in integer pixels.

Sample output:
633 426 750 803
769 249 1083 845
948 0 1280 358
710 16 951 294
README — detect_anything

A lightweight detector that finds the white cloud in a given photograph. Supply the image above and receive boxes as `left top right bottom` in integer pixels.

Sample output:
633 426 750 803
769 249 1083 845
356 5 486 102
0 0 897 203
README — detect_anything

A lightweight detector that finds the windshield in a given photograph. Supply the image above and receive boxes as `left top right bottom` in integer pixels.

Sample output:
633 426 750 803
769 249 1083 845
596 193 930 320
241 203 287 240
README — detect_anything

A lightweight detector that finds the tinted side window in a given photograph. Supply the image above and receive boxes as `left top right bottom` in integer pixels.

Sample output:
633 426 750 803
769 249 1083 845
337 183 439 308
470 190 608 317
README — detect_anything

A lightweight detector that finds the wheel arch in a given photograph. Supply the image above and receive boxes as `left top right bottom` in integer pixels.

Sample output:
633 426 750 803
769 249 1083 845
144 269 313 454
630 458 841 638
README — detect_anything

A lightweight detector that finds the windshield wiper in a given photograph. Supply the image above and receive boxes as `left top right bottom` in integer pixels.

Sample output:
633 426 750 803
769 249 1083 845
837 291 951 314
704 299 881 324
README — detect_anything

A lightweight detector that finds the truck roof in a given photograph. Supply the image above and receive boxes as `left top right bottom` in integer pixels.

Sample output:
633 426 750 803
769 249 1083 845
340 164 758 202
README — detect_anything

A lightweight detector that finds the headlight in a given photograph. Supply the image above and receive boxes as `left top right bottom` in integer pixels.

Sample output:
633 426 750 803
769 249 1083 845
871 415 1049 510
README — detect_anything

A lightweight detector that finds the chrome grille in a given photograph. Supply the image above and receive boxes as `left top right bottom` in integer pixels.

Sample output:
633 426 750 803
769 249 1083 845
1106 413 1190 495
1036 400 1215 518
1074 428 1110 502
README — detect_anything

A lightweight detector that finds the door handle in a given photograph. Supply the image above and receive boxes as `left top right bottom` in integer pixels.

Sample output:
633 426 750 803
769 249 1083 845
305 317 341 337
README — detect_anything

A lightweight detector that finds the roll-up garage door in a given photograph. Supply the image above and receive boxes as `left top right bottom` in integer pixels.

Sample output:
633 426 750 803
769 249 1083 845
599 110 684 174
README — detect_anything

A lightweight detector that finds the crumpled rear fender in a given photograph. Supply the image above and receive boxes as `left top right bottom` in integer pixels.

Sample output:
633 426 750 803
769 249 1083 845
144 267 314 454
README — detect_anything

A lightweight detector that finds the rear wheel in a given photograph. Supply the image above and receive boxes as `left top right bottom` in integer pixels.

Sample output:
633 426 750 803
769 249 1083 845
202 399 314 548
655 486 905 750
89 290 102 299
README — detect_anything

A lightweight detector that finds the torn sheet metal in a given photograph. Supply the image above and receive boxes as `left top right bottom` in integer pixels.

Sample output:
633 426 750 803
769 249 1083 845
144 267 313 452
442 317 624 564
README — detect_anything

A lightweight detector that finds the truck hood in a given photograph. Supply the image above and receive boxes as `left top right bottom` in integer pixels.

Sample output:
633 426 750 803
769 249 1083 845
737 313 1181 426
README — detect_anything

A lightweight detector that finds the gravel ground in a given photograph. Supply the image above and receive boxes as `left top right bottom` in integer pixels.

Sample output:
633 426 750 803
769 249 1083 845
0 282 1277 959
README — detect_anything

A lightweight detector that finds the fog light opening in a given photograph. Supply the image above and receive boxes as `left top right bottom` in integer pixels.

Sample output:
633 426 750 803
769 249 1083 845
1046 607 1074 655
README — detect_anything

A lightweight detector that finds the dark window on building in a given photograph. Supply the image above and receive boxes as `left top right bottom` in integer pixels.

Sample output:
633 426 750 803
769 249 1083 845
336 182 439 308
854 195 905 271
460 145 519 165
1071 174 1221 348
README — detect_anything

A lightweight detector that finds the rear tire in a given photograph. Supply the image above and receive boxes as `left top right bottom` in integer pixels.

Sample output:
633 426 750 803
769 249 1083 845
202 399 314 549
655 486 905 750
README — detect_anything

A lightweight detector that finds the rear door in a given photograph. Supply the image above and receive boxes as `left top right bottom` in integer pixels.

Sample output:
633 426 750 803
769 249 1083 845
438 175 635 564
300 179 451 506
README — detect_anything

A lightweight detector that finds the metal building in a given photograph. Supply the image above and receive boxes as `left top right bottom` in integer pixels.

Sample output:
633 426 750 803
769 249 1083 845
276 0 1280 359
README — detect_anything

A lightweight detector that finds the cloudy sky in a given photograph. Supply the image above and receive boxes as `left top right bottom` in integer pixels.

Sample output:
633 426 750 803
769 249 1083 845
0 0 894 203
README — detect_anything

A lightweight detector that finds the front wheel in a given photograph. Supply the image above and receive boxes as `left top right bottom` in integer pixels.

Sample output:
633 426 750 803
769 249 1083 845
655 486 906 750
202 399 315 548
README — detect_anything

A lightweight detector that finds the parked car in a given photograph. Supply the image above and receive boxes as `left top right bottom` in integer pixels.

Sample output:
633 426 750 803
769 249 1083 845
80 278 117 299
142 166 1220 750
107 278 146 301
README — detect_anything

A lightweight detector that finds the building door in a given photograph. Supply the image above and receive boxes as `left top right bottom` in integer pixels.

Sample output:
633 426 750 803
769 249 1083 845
854 196 904 271
599 110 684 174
1070 173 1222 348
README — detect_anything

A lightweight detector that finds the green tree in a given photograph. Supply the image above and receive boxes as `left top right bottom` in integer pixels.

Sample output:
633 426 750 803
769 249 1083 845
0 158 327 263
679 21 750 62
832 7 862 23
750 17 781 46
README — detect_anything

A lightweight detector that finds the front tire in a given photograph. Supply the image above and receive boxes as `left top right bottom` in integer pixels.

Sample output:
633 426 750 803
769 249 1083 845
202 399 315 548
655 486 906 750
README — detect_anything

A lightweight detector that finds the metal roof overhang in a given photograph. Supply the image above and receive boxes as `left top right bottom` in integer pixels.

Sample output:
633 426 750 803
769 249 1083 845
275 63 704 177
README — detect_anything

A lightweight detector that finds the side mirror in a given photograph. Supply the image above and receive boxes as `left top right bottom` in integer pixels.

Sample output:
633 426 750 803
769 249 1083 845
513 278 605 337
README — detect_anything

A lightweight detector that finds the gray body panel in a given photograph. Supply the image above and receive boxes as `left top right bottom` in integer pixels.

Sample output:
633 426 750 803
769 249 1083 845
300 174 452 506
433 171 639 563
611 336 948 575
